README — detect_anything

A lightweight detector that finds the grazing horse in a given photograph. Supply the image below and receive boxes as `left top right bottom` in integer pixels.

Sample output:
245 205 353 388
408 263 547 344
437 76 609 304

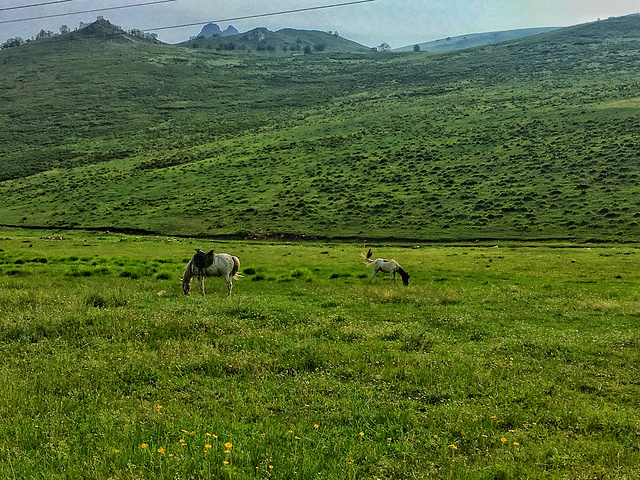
181 248 241 297
363 248 410 286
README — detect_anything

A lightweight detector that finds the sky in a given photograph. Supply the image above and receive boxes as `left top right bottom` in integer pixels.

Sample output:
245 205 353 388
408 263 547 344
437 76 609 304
3 0 640 48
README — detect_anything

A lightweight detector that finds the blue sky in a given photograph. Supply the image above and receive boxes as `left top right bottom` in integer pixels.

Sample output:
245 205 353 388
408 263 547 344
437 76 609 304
3 0 640 47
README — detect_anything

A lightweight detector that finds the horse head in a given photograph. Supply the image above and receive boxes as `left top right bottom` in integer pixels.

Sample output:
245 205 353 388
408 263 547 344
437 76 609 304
398 268 410 286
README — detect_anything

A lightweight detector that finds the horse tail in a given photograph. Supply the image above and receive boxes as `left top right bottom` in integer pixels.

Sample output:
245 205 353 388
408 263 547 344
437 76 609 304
231 256 243 279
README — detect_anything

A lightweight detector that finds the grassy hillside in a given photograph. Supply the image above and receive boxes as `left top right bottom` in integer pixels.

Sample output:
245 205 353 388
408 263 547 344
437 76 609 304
2 15 640 241
394 27 559 53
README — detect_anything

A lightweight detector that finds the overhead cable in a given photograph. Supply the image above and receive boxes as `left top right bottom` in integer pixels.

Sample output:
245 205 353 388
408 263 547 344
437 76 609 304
145 0 376 32
0 0 177 24
1 0 74 12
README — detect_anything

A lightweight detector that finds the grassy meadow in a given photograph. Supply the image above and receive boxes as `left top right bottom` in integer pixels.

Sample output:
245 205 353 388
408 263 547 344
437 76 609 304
1 228 639 479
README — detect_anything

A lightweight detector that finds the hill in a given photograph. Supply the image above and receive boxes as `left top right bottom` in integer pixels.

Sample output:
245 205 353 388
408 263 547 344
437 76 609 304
394 27 559 52
181 27 371 52
196 23 239 38
1 15 640 241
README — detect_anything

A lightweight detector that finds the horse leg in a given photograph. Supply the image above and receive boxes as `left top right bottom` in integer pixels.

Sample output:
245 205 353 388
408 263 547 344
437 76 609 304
226 276 233 297
371 268 378 284
391 271 396 282
198 275 206 296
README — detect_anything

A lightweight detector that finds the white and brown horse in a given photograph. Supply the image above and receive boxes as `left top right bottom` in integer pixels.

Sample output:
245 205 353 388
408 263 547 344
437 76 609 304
181 248 241 297
363 248 410 286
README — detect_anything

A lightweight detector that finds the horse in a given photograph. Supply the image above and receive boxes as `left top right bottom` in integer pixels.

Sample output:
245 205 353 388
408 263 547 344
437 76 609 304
180 248 241 297
362 248 410 286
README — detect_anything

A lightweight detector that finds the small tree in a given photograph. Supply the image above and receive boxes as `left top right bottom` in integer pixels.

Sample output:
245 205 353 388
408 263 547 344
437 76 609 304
60 25 70 34
413 44 421 52
1 37 23 49
35 29 54 40
303 45 312 54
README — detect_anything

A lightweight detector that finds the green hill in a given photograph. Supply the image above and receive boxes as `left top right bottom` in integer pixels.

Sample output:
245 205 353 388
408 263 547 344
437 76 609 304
394 27 559 52
182 27 371 53
1 15 640 241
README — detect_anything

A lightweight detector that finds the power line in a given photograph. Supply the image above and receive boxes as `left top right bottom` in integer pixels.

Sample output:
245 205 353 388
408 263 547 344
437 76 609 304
0 0 177 24
146 0 377 32
1 0 74 12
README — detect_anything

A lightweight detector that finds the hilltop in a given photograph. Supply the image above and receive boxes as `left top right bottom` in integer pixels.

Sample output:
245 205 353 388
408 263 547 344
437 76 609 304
1 15 640 241
394 27 559 52
196 23 240 38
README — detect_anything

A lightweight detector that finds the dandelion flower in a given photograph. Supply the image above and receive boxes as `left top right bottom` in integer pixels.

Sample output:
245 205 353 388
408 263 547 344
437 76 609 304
205 444 212 449
157 447 165 454
206 433 212 437
433 435 438 439
314 424 319 429
141 444 148 449
224 442 233 449
501 438 507 443
269 465 274 469
513 442 520 446
359 432 365 437
223 460 229 465
450 445 458 450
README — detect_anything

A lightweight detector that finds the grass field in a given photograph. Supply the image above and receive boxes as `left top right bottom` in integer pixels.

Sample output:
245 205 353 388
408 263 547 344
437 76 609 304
1 228 639 479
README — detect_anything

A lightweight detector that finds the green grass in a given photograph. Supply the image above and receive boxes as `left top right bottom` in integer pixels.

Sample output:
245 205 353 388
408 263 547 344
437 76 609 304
1 228 639 478
2 16 640 241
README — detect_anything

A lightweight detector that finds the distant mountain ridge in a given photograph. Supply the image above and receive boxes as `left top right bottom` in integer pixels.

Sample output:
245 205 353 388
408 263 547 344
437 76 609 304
196 23 239 38
395 27 560 52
